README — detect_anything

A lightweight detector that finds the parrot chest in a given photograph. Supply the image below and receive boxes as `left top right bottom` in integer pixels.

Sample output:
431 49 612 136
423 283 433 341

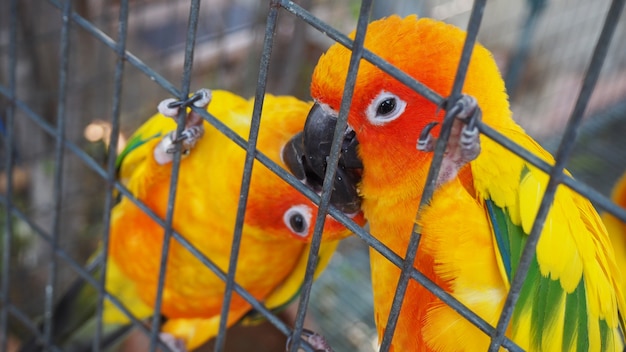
363 179 507 351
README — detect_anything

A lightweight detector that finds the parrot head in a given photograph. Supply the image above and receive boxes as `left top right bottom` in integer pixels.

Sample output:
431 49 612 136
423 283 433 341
244 161 364 243
237 95 365 243
283 15 512 205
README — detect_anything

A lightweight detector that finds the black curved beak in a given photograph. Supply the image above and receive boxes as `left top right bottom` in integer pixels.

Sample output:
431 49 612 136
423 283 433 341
282 103 363 214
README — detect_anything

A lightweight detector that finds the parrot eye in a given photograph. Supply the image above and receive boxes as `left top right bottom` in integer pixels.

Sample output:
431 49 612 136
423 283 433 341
366 91 406 126
283 205 312 237
377 98 396 115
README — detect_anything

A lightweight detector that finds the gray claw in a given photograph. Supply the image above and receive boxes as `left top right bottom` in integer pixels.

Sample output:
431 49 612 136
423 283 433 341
417 121 439 152
460 124 480 161
456 94 481 161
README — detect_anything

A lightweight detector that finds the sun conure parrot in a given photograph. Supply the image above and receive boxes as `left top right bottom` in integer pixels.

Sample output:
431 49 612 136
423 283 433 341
283 15 626 351
21 89 363 352
602 172 626 296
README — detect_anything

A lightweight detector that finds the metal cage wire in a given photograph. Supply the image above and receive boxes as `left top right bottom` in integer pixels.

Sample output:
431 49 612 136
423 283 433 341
1 0 626 351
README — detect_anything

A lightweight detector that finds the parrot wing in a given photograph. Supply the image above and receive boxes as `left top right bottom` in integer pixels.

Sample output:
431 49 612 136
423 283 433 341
478 132 626 351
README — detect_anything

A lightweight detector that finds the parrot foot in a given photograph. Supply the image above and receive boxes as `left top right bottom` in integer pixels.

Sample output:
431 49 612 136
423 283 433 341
157 88 212 118
154 89 212 165
416 94 482 186
285 328 334 352
453 94 481 163
158 332 187 352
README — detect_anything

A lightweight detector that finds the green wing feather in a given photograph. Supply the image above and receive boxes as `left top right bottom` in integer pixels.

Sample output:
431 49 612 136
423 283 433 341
115 131 162 174
488 198 590 351
486 165 625 351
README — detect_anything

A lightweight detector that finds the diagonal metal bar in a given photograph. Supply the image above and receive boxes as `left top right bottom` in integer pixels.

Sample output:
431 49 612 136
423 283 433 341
148 0 202 351
0 0 19 349
43 0 73 348
378 1 487 350
92 0 129 350
488 0 626 349
286 0 374 350
213 2 280 351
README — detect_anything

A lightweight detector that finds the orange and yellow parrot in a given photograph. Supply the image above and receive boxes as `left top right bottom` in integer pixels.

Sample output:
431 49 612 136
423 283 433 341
285 15 626 351
22 89 363 351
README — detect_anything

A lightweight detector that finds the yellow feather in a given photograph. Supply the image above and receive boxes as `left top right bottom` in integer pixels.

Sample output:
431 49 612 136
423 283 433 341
419 180 508 352
161 315 243 351
102 258 153 324
601 171 626 331
510 304 532 351
261 240 340 312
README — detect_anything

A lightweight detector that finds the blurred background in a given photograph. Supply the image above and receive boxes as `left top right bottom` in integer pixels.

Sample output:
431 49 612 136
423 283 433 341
1 0 625 351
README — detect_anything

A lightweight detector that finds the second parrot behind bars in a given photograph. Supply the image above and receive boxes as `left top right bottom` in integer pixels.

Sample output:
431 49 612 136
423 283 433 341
20 89 364 352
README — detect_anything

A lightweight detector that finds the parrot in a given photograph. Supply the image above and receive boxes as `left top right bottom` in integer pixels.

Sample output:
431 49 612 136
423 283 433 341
282 15 626 351
21 89 363 352
602 172 626 296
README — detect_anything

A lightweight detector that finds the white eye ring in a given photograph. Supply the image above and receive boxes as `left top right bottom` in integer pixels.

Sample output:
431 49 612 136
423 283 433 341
283 205 313 237
365 91 406 126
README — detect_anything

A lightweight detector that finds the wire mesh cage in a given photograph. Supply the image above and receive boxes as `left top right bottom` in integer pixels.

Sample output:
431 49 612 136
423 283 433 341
1 0 626 351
